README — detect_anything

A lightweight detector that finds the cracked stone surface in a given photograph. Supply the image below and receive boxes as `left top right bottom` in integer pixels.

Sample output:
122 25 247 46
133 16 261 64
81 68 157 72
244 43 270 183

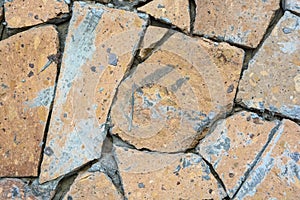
284 0 300 14
114 146 227 199
0 25 58 177
196 111 280 197
237 11 300 120
193 0 280 48
4 0 69 28
40 2 148 183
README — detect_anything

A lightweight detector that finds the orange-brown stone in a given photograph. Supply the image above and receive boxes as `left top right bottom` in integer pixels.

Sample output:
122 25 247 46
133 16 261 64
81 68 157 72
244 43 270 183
0 179 38 200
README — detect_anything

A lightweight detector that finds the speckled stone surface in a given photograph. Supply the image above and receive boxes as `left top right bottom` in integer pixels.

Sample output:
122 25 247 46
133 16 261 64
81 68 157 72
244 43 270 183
0 179 38 200
4 0 69 28
114 146 227 199
236 119 300 199
40 2 148 183
237 11 300 120
284 0 300 14
194 0 280 48
0 25 58 177
196 111 280 197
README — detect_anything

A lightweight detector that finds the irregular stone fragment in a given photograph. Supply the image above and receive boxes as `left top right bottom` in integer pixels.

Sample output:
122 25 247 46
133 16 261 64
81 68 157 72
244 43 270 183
40 2 148 183
236 119 300 199
194 0 280 48
64 171 122 200
0 25 58 177
0 179 38 200
196 111 281 197
114 146 227 199
0 0 3 21
284 0 300 14
138 0 190 31
111 28 244 152
4 0 69 28
237 11 300 120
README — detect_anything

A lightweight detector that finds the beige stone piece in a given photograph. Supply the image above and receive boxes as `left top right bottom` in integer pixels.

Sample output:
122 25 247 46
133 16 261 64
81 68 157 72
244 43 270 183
0 25 58 177
64 171 122 200
285 0 300 14
4 0 69 28
194 0 280 48
40 2 148 183
110 29 244 152
114 146 227 199
237 11 300 120
236 119 300 199
196 111 280 197
138 0 190 31
0 179 38 200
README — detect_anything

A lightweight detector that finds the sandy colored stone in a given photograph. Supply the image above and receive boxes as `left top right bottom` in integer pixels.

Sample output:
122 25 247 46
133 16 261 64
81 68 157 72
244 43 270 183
0 179 38 200
236 119 300 199
40 2 148 183
0 25 58 177
194 0 280 48
196 111 280 197
138 0 190 31
237 11 300 120
64 171 122 200
0 0 3 22
111 28 244 152
114 146 227 199
285 0 300 14
4 0 69 28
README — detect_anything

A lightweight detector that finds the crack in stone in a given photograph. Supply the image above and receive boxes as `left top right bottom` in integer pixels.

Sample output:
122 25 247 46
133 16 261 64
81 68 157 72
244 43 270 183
188 0 196 34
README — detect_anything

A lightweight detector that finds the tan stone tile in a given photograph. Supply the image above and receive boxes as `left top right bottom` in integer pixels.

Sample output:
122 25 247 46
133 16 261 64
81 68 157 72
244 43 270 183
4 0 69 28
111 30 244 152
64 171 122 200
237 11 300 120
236 119 300 199
114 146 227 199
285 0 300 14
138 0 190 32
194 0 280 48
40 2 148 183
0 179 38 200
0 25 58 177
196 111 280 197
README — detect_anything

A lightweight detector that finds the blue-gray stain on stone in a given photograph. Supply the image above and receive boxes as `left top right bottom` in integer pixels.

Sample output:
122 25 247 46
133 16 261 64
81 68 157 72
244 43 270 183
108 53 118 66
25 86 55 108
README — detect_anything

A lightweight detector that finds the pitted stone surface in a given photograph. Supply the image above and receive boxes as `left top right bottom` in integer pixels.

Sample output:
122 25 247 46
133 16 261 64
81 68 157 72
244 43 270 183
4 0 69 28
194 0 280 48
0 179 38 200
237 11 300 120
236 119 300 199
138 0 190 31
40 2 148 183
196 111 280 197
0 25 58 177
114 146 227 199
110 28 244 152
285 0 300 14
64 171 122 200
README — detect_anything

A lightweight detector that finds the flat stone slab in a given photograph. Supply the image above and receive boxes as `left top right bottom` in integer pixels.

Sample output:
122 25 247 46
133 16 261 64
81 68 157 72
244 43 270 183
114 146 227 199
64 171 122 200
196 111 280 197
193 0 280 48
0 179 38 199
138 0 190 32
237 11 300 120
110 27 244 152
284 0 300 14
0 25 58 177
40 2 148 183
4 0 69 28
236 119 300 199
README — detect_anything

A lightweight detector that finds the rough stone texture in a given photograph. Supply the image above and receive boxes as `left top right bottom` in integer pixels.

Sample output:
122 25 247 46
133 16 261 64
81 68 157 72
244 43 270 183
0 0 3 22
110 27 244 152
237 11 300 120
194 0 280 48
0 25 58 177
4 0 69 28
285 0 300 14
138 0 190 31
64 171 122 200
0 179 38 200
196 111 280 197
114 146 227 199
40 2 148 183
236 119 300 199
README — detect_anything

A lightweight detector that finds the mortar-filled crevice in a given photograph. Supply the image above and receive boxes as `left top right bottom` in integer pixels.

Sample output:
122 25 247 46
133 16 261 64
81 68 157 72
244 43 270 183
188 0 196 34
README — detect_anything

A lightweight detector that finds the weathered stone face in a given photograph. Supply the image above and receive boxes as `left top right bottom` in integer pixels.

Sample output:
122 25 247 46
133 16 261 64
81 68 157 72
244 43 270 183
0 179 38 200
40 2 148 183
114 146 227 199
0 25 58 177
236 119 300 199
4 0 69 28
237 11 300 120
193 0 280 48
284 0 300 14
110 27 244 152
